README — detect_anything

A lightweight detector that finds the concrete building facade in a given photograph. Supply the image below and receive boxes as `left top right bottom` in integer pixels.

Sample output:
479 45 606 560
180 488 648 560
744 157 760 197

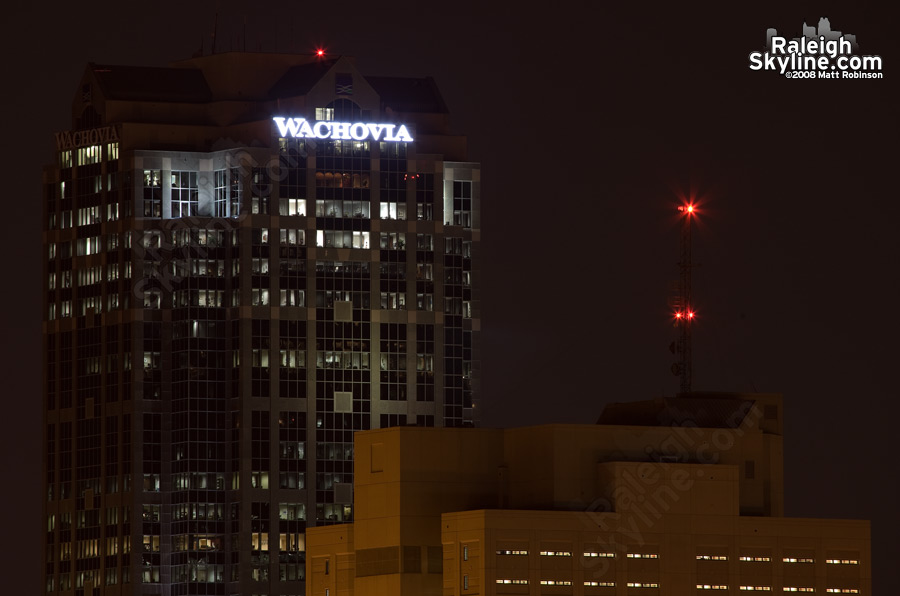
41 52 480 596
306 394 871 595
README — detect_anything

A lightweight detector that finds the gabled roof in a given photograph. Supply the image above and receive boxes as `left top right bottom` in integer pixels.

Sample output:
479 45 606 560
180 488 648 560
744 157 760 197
89 63 212 103
366 76 448 114
267 59 339 99
597 395 755 429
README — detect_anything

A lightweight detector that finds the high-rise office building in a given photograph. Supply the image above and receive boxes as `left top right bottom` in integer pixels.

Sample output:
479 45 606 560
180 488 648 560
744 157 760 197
41 52 480 595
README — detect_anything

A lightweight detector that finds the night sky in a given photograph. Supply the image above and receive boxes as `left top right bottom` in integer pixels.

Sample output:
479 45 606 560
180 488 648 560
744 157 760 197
1 1 897 593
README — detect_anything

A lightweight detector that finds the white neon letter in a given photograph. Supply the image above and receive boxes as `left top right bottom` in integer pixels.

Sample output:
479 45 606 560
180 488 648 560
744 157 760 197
366 124 387 140
314 122 332 139
297 120 314 137
350 123 369 140
394 125 413 142
273 117 308 137
331 122 351 140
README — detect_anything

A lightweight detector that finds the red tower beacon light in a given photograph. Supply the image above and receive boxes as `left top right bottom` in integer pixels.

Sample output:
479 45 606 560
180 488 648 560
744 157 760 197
316 48 325 57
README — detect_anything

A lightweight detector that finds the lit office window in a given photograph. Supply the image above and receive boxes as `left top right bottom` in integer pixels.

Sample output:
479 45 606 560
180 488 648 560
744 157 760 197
171 171 198 218
143 170 162 217
452 180 472 228
279 198 307 216
380 200 406 220
230 167 242 216
76 144 101 166
214 170 228 216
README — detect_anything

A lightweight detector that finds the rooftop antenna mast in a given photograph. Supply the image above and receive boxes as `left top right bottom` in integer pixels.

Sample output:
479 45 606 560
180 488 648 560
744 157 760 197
672 202 696 393
211 12 218 54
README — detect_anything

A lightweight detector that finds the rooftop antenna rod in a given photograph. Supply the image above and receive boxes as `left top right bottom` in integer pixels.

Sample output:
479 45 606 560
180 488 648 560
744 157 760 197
212 12 218 54
673 202 696 393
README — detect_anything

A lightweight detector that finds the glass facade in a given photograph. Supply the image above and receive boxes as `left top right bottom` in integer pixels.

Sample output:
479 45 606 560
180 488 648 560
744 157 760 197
42 56 479 596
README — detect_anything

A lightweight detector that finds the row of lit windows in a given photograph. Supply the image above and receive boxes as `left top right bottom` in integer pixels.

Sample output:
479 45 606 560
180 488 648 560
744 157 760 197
740 584 859 594
499 549 663 558
704 588 853 593
496 580 669 588
134 176 471 219
491 551 854 567
48 233 133 259
736 556 855 564
48 225 437 257
57 143 118 167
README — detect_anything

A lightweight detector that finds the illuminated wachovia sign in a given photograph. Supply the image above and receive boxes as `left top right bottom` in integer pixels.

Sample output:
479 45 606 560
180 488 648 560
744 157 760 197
273 117 413 142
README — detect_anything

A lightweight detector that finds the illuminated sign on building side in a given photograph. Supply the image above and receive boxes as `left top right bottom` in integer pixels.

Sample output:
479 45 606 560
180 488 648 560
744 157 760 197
273 117 413 142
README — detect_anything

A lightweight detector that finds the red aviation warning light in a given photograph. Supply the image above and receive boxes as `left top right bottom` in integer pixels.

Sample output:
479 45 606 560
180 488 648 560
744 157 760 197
316 48 325 57
672 197 697 393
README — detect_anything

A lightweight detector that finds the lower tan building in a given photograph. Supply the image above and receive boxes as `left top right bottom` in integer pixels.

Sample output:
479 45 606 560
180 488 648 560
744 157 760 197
306 394 871 595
